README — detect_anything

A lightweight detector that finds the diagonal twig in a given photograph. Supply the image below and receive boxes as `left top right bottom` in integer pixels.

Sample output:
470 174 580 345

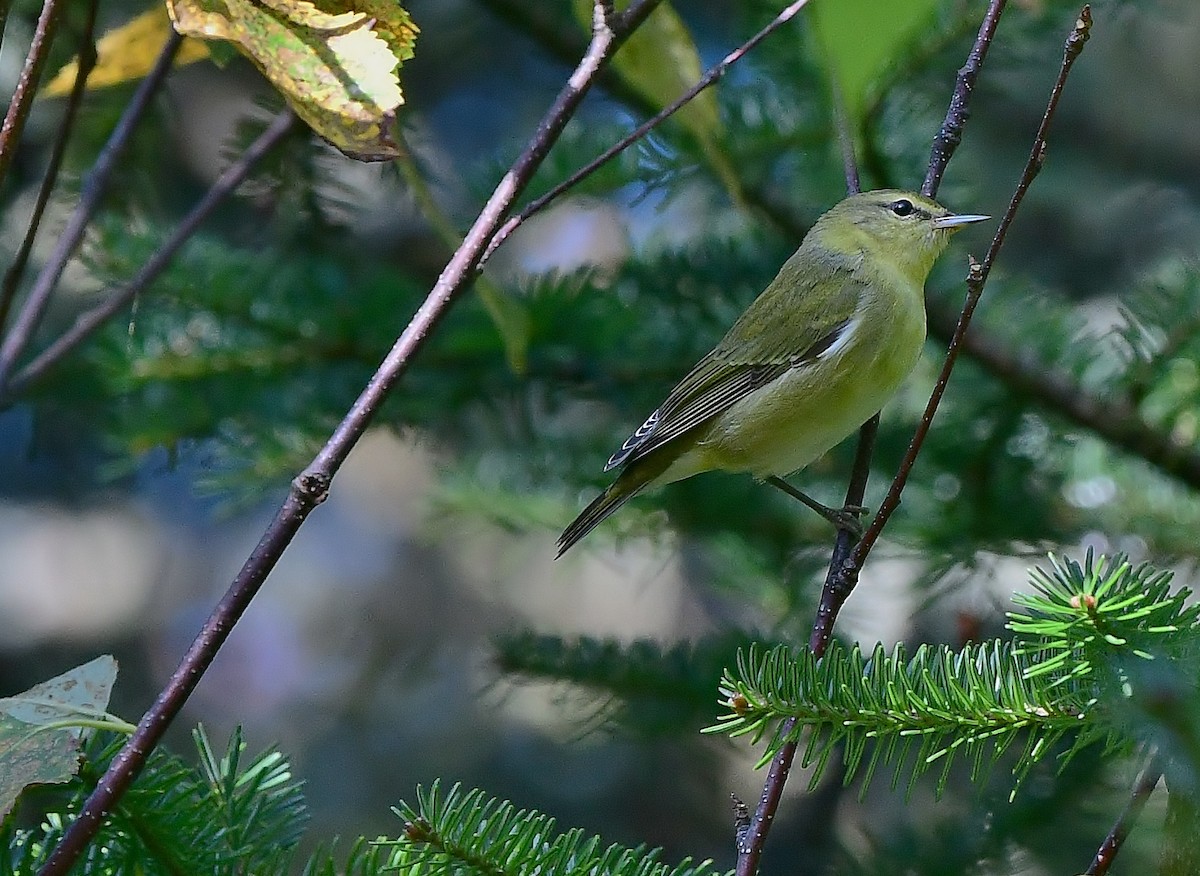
923 0 1007 197
0 30 183 394
479 0 817 268
1086 757 1161 875
735 54 870 876
2 111 297 401
0 0 63 188
35 3 661 873
845 6 1092 580
0 0 100 332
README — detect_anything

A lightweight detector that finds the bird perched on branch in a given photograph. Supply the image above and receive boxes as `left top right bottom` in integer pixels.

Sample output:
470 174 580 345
557 189 988 557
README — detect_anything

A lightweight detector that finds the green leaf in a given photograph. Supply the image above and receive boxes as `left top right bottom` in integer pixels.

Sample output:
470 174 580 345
0 656 119 818
41 7 213 98
809 0 939 130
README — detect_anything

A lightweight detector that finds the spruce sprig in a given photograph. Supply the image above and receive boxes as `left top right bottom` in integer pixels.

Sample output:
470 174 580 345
706 553 1200 799
387 781 722 876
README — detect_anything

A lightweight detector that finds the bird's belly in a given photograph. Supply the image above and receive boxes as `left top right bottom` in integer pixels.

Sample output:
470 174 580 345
664 321 923 483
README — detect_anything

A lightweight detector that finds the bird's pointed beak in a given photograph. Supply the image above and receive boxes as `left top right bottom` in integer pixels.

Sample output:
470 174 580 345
933 213 990 230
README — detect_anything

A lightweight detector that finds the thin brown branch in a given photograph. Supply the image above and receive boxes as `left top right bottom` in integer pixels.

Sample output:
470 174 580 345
922 0 1007 198
1086 759 1161 875
0 0 63 188
830 73 860 195
0 0 99 332
0 30 183 395
846 6 1092 576
926 303 1200 489
473 0 663 120
36 4 659 873
736 59 868 876
2 111 297 401
479 0 817 267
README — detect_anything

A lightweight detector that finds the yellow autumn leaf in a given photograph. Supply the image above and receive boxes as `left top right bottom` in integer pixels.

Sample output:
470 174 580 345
41 7 211 99
168 0 418 161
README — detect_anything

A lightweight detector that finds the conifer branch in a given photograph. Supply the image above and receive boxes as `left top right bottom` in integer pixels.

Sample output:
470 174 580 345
715 552 1195 805
708 639 1099 797
7 727 310 873
390 781 720 876
36 6 662 873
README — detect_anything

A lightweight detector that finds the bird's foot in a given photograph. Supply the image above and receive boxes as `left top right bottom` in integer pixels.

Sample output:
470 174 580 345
765 476 867 538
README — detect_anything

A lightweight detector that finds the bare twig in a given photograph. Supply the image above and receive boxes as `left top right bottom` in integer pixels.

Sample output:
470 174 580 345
736 419 877 876
922 0 1007 197
479 0 817 267
474 0 657 119
846 6 1092 576
0 30 183 395
926 303 1200 488
36 4 658 873
2 111 296 401
0 0 62 188
830 74 860 195
1086 759 1161 875
0 0 100 332
736 57 871 876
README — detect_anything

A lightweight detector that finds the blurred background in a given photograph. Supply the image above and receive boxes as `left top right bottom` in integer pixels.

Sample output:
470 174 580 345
1 0 1199 872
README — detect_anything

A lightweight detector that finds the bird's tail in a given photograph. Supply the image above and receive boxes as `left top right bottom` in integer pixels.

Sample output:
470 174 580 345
556 465 656 558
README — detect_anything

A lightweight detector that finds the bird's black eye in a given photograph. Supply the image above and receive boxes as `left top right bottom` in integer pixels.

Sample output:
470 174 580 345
890 199 914 217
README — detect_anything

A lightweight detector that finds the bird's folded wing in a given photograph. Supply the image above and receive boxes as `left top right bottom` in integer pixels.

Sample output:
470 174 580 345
605 272 864 471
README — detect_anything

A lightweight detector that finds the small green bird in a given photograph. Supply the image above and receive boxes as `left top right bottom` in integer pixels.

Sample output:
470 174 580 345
557 189 989 557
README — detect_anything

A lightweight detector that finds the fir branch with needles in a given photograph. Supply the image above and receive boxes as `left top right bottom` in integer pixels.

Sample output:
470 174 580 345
708 552 1200 803
389 782 722 876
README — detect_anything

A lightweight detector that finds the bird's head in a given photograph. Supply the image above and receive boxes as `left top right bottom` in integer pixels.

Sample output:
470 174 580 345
813 189 990 281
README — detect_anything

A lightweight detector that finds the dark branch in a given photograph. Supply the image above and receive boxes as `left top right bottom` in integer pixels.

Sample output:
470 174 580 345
0 0 62 188
35 4 659 873
922 0 1007 198
480 0 818 267
0 0 99 333
0 30 183 394
1086 758 1161 875
847 6 1092 574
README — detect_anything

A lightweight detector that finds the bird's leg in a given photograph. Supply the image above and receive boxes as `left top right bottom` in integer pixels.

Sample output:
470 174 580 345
765 476 866 537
